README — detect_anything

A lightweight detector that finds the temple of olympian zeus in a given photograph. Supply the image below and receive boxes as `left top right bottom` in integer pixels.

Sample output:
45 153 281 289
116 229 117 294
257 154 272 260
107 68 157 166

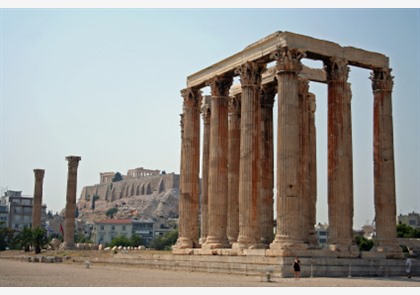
174 31 403 259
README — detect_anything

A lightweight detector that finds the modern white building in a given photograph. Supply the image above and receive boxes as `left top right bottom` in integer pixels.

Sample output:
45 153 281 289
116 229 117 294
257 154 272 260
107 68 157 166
92 219 132 245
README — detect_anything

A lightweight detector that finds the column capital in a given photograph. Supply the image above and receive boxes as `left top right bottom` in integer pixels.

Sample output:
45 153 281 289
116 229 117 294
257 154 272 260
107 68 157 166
260 83 276 107
207 74 233 97
370 68 394 92
65 156 81 169
228 95 241 114
324 57 349 82
271 47 305 74
33 169 45 180
235 61 266 87
181 87 202 109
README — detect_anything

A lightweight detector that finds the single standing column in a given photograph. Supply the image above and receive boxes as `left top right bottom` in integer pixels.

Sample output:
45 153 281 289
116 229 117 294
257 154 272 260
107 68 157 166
298 79 311 244
32 169 45 229
308 92 319 247
62 156 81 250
269 47 308 252
370 68 403 258
325 57 356 252
260 83 276 245
203 74 232 249
227 94 241 244
200 96 211 245
174 88 201 249
232 61 266 250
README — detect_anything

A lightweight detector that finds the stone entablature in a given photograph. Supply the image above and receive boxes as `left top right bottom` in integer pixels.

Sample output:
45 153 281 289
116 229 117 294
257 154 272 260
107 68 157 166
127 167 160 179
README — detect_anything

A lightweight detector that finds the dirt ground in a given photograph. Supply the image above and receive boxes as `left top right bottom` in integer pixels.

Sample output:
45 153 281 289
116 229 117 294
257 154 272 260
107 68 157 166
0 250 419 288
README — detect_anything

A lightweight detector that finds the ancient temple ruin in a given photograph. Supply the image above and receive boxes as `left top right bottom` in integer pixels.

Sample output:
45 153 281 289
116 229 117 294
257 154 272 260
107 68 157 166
175 31 402 259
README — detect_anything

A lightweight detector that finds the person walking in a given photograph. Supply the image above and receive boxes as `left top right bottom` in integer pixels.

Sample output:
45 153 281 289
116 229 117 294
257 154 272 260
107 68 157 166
406 257 412 278
293 257 301 280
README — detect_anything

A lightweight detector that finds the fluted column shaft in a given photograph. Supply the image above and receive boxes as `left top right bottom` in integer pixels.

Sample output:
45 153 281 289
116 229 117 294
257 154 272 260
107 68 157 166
233 61 265 249
203 75 232 249
270 48 308 250
200 96 211 245
227 94 241 244
308 93 318 246
176 88 201 249
260 84 276 245
371 68 402 257
32 169 45 229
63 156 81 250
325 57 354 248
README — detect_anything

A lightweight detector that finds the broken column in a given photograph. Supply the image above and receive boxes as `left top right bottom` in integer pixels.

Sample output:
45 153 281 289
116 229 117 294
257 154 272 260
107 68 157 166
32 169 45 229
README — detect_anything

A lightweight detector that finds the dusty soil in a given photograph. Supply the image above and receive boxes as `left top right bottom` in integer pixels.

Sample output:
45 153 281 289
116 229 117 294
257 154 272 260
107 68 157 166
0 250 419 287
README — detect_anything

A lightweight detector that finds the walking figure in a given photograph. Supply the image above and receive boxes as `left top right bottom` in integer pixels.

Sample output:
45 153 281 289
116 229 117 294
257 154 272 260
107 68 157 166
293 257 301 280
406 257 412 279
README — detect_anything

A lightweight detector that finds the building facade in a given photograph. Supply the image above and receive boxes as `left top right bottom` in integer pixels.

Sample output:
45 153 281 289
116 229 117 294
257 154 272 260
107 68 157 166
92 219 133 245
398 212 420 229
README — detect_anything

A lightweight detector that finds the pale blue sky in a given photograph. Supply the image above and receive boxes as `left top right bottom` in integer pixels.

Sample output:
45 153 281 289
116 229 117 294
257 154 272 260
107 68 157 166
1 6 419 229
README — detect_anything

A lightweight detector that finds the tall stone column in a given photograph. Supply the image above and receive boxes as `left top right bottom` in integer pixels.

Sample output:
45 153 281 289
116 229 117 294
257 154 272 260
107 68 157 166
32 169 45 229
232 61 266 250
175 88 201 249
227 94 241 244
325 57 356 252
307 92 318 247
298 79 311 244
200 96 211 245
62 156 81 250
203 74 232 249
260 83 276 245
370 68 403 258
269 47 308 253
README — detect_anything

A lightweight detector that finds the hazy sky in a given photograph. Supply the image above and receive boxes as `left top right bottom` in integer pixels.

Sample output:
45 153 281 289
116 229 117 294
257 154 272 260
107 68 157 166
1 3 419 229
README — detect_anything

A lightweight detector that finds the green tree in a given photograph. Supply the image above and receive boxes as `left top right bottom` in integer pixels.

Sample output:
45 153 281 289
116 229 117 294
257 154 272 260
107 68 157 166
112 172 123 182
106 207 118 219
18 226 34 252
149 230 178 250
109 235 132 248
354 235 374 251
130 234 144 247
0 222 16 251
32 226 49 254
397 223 413 238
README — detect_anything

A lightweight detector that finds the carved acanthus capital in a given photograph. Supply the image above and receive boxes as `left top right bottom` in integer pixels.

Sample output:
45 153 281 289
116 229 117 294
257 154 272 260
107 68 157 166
370 68 394 92
66 156 81 170
324 57 349 82
181 88 202 109
271 47 305 74
260 83 276 108
33 169 45 181
228 95 241 114
235 61 266 87
206 74 233 97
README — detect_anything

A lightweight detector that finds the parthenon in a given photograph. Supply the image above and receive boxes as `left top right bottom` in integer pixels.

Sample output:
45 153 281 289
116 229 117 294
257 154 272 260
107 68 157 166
174 31 403 259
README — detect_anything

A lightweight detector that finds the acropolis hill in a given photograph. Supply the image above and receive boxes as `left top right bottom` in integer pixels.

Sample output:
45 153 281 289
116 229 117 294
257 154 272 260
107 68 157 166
75 167 180 223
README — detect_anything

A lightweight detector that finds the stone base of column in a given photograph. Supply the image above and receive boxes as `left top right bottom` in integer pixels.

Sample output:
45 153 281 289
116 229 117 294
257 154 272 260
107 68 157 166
173 237 194 249
327 244 360 258
202 236 230 249
269 236 309 252
231 241 267 250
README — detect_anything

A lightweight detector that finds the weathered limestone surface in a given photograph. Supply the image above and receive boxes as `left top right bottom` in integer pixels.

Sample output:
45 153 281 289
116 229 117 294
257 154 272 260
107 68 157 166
32 169 45 229
62 156 81 250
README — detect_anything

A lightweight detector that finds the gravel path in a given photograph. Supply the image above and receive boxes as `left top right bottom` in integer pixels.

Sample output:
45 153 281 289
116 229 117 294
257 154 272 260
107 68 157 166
1 258 419 287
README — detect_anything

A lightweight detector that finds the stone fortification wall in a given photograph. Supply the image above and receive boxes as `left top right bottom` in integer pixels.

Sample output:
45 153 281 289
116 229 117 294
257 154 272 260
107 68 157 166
80 173 179 204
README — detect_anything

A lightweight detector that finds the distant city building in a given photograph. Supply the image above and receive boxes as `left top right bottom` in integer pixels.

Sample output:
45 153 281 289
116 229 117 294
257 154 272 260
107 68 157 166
315 223 329 246
398 211 420 229
1 190 47 230
46 213 64 236
0 203 8 227
132 218 154 245
92 219 132 245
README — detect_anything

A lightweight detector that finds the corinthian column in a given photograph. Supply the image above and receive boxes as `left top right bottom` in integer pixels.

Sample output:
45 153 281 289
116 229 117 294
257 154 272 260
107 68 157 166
232 61 266 250
200 96 211 245
269 47 308 252
202 74 232 249
260 83 276 245
175 88 201 249
370 68 403 258
227 94 241 244
325 57 356 252
32 169 45 229
62 156 81 250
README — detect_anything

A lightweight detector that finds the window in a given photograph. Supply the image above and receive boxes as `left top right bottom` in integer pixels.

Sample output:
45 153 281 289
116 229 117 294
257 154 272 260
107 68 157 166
100 225 104 230
111 225 115 230
122 225 126 231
